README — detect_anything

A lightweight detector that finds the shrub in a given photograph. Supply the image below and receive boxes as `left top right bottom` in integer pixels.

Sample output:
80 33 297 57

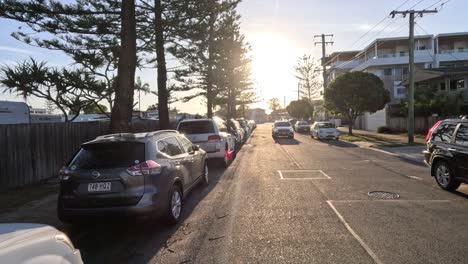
377 126 394 134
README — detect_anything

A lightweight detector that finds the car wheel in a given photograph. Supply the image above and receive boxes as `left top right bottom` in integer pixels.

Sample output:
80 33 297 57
202 161 209 186
164 185 183 225
434 160 461 191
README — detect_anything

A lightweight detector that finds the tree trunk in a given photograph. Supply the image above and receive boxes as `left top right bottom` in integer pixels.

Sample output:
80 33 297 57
206 10 217 118
110 0 136 133
154 0 170 129
348 123 353 135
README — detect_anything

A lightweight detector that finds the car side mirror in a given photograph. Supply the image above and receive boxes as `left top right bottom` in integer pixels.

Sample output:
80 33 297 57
193 145 200 151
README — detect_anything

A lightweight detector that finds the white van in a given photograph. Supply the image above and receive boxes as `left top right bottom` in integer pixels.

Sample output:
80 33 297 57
0 101 30 124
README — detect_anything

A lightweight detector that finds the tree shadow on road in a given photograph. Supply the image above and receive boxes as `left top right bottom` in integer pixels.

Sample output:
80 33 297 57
65 160 230 264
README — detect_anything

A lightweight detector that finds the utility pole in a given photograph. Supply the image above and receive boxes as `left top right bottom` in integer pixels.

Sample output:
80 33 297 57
390 9 437 144
314 34 333 89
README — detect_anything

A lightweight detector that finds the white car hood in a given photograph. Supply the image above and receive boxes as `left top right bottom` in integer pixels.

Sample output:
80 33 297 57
0 224 56 248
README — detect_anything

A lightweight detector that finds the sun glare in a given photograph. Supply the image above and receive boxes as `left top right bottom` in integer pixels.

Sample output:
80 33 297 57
249 32 301 107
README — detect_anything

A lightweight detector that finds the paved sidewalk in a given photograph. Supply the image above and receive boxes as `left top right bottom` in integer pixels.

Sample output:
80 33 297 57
338 127 426 164
338 127 426 145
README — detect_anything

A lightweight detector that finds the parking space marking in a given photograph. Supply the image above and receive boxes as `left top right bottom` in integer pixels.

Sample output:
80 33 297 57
277 170 331 180
326 200 384 264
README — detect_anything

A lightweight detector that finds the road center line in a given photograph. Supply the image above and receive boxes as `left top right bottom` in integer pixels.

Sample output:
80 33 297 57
326 200 384 264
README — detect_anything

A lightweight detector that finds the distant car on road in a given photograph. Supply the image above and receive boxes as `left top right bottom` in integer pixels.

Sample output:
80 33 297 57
177 118 236 167
0 223 82 264
310 122 340 140
294 121 310 133
423 119 468 191
58 130 208 225
272 121 294 139
288 119 297 127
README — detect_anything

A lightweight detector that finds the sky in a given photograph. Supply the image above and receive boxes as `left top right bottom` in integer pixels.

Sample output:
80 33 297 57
0 0 467 114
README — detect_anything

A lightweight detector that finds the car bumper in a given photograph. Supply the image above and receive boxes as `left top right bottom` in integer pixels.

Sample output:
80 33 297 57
317 134 339 139
59 190 166 220
423 150 431 167
273 132 294 137
296 127 310 132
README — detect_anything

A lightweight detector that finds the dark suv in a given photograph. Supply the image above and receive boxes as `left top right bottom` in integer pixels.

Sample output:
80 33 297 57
57 130 208 225
424 119 468 191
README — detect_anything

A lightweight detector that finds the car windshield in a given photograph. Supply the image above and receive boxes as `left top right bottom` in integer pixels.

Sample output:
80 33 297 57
178 121 215 134
317 123 335 128
297 121 308 125
275 122 291 127
69 142 145 170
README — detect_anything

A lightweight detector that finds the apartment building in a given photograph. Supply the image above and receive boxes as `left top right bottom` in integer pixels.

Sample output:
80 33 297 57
325 32 468 131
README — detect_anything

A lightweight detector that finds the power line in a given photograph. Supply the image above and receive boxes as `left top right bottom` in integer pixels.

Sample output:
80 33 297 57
325 0 425 64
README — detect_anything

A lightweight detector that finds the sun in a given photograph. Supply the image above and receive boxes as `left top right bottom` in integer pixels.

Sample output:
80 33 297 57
249 32 301 107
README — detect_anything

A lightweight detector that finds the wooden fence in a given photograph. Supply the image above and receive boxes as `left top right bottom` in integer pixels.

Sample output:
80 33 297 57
0 120 162 190
387 116 441 133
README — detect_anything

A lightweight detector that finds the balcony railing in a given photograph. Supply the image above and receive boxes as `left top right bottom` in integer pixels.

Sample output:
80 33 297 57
439 48 468 54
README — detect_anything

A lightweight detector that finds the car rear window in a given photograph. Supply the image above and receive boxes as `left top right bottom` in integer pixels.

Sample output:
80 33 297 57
69 142 145 170
317 123 335 128
275 122 290 127
432 123 456 143
178 121 215 134
297 121 308 125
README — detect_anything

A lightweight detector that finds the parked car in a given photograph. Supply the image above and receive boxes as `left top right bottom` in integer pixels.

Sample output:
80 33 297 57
0 223 83 264
227 119 244 150
248 120 256 130
57 130 208 225
177 118 236 166
423 119 468 191
272 121 294 139
294 121 310 133
310 122 340 140
236 118 250 140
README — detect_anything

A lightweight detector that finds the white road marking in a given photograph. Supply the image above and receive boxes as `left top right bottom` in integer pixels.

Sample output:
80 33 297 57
408 176 423 181
277 170 332 180
326 200 384 264
328 200 451 203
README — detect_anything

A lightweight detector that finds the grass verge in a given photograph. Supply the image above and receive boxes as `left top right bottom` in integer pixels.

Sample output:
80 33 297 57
340 133 423 147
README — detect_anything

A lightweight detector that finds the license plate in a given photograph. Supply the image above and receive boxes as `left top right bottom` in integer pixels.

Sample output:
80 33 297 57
88 182 111 192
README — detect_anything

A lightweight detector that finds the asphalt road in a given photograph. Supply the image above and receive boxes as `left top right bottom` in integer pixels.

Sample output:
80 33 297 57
3 123 468 263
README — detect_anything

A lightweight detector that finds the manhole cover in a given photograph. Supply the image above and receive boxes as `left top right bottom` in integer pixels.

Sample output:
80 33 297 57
368 191 400 200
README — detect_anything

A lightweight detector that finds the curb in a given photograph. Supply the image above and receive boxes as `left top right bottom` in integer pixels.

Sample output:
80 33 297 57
339 139 427 166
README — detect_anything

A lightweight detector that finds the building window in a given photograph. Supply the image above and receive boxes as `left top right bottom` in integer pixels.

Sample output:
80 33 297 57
399 51 406 57
450 79 464 91
403 67 408 75
394 68 403 76
384 69 392 76
440 82 446 91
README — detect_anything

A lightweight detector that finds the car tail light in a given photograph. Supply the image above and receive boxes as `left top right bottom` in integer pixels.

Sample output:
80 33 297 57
426 120 442 142
127 160 161 176
59 166 71 181
208 135 221 141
